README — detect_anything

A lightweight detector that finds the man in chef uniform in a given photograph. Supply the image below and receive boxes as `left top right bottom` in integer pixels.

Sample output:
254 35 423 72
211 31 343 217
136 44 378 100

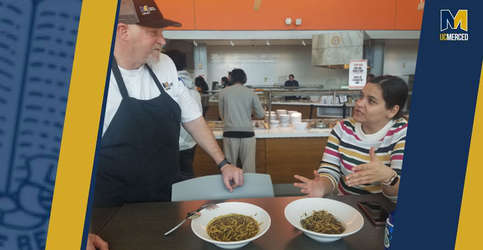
93 0 243 209
88 1 244 249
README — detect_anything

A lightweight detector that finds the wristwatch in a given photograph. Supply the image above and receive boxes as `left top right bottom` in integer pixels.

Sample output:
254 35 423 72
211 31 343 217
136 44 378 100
217 158 231 169
382 170 400 186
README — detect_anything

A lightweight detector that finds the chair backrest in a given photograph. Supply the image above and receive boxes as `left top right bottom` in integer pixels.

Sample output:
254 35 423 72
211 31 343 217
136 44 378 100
171 173 274 202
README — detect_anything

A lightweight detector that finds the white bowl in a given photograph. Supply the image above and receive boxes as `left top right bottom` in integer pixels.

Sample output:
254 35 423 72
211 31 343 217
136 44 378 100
191 202 271 249
293 122 307 130
270 121 279 128
310 96 321 102
284 198 364 242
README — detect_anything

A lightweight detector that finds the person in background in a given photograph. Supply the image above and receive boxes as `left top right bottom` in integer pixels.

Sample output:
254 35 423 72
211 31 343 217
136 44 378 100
218 69 265 173
228 71 232 84
293 75 408 203
284 74 299 87
195 76 210 116
284 74 299 100
367 73 375 83
195 75 209 93
165 49 202 179
221 76 230 88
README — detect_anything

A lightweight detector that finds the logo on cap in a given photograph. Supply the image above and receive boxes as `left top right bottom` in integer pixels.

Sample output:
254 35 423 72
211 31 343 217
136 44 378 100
140 5 157 15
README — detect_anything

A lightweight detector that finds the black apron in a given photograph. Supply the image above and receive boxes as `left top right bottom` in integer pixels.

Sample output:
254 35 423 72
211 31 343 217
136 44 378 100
93 59 181 207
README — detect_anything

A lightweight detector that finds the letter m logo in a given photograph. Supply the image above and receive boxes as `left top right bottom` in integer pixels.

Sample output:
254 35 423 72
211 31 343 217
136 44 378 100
440 9 468 32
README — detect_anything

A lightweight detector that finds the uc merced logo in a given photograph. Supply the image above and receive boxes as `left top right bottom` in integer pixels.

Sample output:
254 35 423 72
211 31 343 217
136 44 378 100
440 9 469 41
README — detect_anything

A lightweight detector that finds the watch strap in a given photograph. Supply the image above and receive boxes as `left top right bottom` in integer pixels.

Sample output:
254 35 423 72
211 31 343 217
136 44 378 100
389 175 400 186
382 170 398 186
217 158 231 169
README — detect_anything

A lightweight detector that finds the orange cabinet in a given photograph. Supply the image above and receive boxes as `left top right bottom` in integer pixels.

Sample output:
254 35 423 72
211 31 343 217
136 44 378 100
193 0 397 30
279 0 397 30
154 0 195 30
154 0 422 31
395 0 424 30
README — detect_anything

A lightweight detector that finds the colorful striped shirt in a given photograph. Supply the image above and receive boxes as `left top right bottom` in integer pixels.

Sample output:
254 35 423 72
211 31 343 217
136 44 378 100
318 118 407 201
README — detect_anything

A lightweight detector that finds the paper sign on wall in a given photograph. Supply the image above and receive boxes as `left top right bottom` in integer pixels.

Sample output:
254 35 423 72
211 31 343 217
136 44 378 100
348 59 367 89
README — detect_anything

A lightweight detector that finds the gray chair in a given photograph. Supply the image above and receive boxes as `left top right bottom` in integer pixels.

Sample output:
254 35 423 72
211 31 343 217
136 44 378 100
171 173 274 202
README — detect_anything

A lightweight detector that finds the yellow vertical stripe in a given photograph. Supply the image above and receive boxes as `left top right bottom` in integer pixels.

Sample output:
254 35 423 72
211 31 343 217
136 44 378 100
45 0 118 249
455 62 483 250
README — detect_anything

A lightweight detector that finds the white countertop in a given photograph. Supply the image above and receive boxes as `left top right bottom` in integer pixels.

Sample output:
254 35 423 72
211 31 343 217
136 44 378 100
209 100 354 107
213 127 331 139
271 102 354 107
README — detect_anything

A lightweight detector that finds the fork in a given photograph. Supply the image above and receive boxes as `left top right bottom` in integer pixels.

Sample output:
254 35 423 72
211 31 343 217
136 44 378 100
163 203 217 236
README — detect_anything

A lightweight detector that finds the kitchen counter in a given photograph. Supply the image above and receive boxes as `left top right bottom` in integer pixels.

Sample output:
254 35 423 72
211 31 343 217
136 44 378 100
196 121 336 183
207 120 336 139
204 101 351 120
212 127 331 139
271 101 355 107
195 123 331 183
209 99 354 106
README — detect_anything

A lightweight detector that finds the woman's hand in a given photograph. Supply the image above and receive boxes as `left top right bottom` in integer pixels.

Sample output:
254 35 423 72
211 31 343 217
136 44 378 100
345 147 395 186
293 170 332 197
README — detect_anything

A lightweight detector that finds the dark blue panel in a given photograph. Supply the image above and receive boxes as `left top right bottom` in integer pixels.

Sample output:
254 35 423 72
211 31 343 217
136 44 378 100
392 1 483 250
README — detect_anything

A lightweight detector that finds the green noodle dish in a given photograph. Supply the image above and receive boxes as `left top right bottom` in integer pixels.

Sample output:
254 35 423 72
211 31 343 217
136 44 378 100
301 210 345 234
207 213 259 241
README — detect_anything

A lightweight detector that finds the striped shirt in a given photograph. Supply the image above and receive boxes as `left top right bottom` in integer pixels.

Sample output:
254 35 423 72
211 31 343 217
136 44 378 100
318 118 407 201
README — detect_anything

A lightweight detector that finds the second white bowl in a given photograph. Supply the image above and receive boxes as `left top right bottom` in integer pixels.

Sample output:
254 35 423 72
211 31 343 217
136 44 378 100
191 202 271 249
284 198 364 242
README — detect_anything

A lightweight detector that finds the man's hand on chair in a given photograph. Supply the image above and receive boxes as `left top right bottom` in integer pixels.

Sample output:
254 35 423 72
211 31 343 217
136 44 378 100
220 164 244 192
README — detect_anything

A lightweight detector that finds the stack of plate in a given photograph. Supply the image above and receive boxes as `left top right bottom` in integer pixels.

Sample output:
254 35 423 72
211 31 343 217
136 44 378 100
290 112 302 124
265 111 277 122
270 119 280 128
279 114 290 127
294 122 307 131
276 109 287 118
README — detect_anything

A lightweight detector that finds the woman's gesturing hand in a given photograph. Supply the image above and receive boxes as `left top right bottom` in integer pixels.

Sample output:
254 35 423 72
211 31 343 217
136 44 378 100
294 170 332 197
345 147 395 186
